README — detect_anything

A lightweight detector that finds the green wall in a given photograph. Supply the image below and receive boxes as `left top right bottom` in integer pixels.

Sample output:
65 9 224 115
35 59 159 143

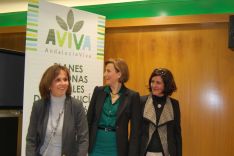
0 0 234 27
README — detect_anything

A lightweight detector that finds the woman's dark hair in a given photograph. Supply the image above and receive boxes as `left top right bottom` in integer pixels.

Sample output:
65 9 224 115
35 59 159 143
148 68 177 96
39 64 72 100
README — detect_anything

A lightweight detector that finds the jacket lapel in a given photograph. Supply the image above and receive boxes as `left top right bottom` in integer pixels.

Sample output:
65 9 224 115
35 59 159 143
62 97 70 146
158 97 174 156
116 89 129 121
143 94 157 125
143 95 157 147
116 92 129 121
158 97 174 126
41 100 50 143
95 90 107 121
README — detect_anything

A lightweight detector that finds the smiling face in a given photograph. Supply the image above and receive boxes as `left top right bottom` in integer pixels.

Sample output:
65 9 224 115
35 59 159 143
50 70 69 97
150 76 165 96
104 63 121 86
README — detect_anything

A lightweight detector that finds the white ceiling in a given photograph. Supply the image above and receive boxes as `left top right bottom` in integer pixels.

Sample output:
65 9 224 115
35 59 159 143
0 0 144 13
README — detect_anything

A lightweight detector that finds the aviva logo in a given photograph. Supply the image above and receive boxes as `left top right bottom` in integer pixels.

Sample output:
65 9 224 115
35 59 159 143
45 10 91 51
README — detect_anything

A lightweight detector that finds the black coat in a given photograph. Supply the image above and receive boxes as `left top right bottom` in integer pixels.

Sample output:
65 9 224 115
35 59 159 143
26 96 89 156
140 96 182 156
87 86 142 156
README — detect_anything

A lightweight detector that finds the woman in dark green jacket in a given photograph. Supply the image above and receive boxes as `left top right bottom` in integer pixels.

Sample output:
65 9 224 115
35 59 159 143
87 58 142 156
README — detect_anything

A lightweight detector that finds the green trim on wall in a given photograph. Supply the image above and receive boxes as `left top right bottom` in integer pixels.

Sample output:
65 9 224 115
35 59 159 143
0 11 27 27
1 0 234 27
76 0 234 19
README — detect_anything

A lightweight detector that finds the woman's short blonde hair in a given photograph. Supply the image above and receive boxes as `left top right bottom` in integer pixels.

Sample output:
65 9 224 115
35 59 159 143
105 58 129 83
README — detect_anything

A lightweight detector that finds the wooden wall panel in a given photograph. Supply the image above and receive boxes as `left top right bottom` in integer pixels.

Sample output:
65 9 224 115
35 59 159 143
105 23 234 156
0 32 25 52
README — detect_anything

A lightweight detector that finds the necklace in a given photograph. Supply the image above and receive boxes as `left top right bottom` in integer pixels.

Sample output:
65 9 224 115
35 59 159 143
110 92 118 95
50 106 64 136
110 92 120 104
110 92 119 102
40 106 64 155
110 92 119 99
110 84 121 96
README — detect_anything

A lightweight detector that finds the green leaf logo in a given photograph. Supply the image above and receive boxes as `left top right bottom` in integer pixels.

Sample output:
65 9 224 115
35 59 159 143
56 16 68 31
67 10 74 30
56 10 84 32
73 21 84 32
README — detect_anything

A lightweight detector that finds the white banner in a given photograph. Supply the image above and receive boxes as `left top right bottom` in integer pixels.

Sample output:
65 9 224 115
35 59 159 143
22 0 105 155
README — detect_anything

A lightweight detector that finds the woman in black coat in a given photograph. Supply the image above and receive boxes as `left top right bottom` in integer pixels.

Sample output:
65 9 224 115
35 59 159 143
140 68 182 156
87 58 142 156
